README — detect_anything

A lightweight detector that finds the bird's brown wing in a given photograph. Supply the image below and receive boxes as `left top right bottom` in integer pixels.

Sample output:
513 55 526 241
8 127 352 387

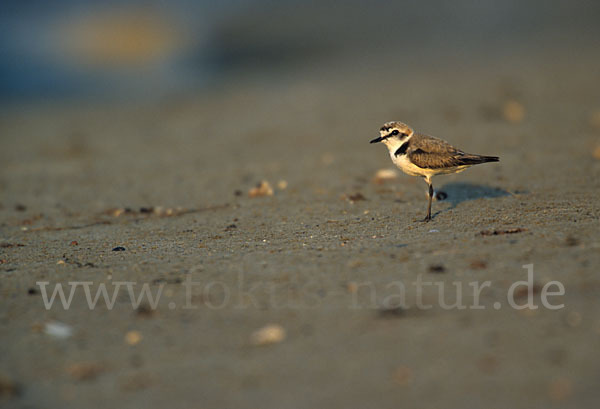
408 133 498 169
408 133 467 169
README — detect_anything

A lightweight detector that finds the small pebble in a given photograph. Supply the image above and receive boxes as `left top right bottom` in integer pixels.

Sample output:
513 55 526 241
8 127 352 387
70 240 79 246
565 236 579 247
479 228 526 236
125 330 143 346
277 180 288 190
31 322 44 333
110 208 126 217
435 191 448 200
345 193 366 203
0 243 25 248
513 284 542 299
251 324 286 346
112 246 126 252
66 362 104 381
45 321 73 339
372 169 398 184
429 264 446 274
135 304 156 318
248 181 274 198
378 306 406 318
470 260 488 270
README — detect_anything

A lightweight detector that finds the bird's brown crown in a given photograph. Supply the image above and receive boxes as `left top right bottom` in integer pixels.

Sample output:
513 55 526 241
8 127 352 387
379 121 414 139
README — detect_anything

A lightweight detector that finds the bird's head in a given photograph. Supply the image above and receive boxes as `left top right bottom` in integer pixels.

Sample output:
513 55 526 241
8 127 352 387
370 121 414 148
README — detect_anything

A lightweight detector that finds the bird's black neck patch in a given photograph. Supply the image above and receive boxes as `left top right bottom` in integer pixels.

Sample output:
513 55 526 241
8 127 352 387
394 141 410 156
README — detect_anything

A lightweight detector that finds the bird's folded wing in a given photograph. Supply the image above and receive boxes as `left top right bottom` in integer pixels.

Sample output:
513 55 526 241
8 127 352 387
408 150 468 169
408 134 467 169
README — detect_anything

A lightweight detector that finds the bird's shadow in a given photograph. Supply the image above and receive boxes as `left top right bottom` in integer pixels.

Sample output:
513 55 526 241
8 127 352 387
436 182 511 209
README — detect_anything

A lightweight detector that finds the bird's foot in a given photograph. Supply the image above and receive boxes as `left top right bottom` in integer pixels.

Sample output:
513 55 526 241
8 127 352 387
421 215 432 222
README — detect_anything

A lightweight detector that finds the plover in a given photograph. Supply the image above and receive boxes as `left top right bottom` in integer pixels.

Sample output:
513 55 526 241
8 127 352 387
370 121 499 221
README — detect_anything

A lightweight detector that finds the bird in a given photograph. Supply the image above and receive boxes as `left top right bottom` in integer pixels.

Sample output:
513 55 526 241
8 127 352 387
370 121 499 221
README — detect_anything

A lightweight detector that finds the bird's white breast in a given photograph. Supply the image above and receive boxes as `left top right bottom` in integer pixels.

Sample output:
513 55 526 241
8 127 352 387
390 151 428 177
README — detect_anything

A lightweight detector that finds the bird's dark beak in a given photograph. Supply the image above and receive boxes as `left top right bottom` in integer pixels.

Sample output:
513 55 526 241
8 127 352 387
370 136 383 144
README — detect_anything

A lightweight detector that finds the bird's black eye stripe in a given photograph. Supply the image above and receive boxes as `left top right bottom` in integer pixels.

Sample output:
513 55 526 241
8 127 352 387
381 130 407 140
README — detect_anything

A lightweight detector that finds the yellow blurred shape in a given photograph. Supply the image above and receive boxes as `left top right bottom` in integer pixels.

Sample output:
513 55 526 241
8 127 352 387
503 100 525 124
373 168 398 185
249 181 274 198
250 324 286 346
56 9 184 67
125 330 143 346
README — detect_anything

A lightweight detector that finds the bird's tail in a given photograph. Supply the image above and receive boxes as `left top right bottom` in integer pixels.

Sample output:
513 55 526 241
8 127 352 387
458 155 499 165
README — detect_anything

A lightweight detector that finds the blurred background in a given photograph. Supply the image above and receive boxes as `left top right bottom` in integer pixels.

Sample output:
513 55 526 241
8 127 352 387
2 0 599 101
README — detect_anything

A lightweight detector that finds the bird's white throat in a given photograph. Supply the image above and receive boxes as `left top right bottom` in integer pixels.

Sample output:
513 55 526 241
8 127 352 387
383 133 413 157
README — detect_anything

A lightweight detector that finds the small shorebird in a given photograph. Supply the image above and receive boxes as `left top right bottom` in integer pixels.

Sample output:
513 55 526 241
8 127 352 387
370 121 499 221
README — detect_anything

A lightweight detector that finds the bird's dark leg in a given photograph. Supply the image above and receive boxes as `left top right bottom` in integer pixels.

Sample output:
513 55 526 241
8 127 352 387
423 178 433 222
